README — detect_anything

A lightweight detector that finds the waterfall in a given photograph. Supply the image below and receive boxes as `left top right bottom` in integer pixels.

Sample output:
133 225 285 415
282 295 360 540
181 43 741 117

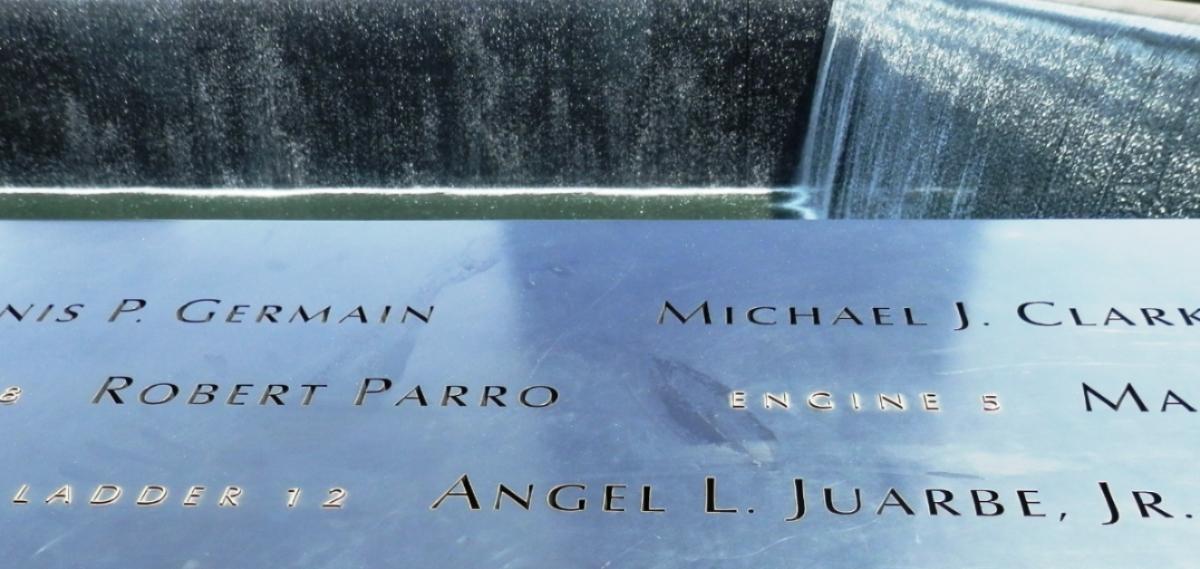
794 0 1200 219
0 0 831 189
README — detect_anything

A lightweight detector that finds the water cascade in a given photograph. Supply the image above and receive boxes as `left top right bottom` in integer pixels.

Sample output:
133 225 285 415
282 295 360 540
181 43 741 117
794 0 1200 218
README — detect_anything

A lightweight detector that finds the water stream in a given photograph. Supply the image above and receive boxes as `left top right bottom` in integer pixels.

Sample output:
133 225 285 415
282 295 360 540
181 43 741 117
793 0 1200 219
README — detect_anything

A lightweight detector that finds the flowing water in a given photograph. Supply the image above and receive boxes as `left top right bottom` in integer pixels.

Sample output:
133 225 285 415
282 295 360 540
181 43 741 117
0 0 829 189
793 0 1200 219
2 0 1198 220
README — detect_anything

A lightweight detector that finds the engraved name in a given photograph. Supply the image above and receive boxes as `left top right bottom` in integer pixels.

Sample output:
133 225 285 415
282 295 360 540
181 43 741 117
0 299 434 325
90 376 559 408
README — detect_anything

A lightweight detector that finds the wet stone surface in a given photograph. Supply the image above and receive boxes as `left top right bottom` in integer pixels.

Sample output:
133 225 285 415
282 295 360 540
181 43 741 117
0 0 831 188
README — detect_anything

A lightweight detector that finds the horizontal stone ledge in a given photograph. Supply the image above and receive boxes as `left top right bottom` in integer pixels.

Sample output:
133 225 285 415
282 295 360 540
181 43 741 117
0 187 799 220
1046 0 1200 25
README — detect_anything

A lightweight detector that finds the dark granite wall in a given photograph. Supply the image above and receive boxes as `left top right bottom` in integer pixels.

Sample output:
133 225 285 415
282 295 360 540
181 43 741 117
0 0 832 188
